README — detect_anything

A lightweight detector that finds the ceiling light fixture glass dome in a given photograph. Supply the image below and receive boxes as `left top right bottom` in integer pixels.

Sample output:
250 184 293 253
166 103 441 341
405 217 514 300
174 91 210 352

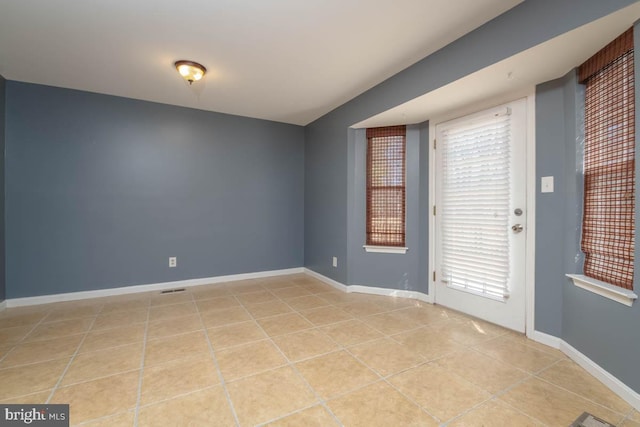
174 60 206 85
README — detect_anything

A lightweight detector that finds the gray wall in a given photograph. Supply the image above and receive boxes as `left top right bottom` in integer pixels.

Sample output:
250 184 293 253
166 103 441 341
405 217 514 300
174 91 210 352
304 124 348 282
5 82 304 298
304 0 636 288
534 77 569 337
535 23 640 394
303 0 639 394
346 125 429 293
0 74 5 303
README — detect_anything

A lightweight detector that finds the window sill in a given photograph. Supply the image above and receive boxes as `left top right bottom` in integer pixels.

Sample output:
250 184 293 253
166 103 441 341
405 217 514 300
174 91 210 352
363 245 408 254
566 274 637 307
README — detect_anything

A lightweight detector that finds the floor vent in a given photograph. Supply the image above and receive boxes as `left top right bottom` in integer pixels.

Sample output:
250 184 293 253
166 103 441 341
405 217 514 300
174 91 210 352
160 288 186 294
570 412 615 427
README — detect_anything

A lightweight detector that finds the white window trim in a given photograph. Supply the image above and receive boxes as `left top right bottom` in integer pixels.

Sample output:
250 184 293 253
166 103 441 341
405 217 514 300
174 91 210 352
566 274 637 307
363 245 408 254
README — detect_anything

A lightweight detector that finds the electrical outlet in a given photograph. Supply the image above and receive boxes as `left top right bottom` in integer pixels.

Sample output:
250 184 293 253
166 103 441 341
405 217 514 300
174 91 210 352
169 257 177 268
332 256 338 268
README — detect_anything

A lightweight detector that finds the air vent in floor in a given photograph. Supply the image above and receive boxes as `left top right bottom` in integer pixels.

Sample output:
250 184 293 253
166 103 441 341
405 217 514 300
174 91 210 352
160 288 186 294
570 412 615 427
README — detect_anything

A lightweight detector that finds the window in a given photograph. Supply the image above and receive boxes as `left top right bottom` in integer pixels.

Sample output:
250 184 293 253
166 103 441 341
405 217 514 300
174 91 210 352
579 28 635 290
366 126 406 247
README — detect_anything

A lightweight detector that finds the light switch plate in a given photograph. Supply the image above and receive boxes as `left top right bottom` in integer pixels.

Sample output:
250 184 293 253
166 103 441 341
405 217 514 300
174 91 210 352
541 176 554 193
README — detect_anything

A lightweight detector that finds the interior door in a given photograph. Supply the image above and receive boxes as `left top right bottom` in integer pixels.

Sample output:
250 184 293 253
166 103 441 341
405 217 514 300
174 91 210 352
434 98 527 332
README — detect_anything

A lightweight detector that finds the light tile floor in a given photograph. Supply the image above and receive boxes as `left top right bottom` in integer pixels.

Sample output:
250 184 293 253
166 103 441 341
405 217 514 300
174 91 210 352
0 274 637 426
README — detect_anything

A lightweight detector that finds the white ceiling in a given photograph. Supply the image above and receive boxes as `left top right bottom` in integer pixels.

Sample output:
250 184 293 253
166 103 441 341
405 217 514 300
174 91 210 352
0 0 521 125
355 2 640 128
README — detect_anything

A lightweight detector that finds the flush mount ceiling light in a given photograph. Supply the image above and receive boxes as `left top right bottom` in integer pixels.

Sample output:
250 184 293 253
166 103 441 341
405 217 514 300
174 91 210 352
174 60 206 85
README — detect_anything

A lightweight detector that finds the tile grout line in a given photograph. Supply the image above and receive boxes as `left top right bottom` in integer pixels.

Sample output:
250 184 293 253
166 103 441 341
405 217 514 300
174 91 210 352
253 403 332 427
334 313 542 426
0 285 521 418
134 384 222 411
439 339 565 426
132 298 152 427
72 410 137 426
469 338 633 424
377 336 546 427
438 395 505 427
6 276 613 426
237 279 480 427
457 360 565 427
622 408 638 424
193 291 242 427
432 341 528 426
0 308 56 365
7 310 147 345
47 368 143 391
469 337 563 377
44 305 104 405
237 293 346 427
317 292 484 424
74 286 163 393
0 303 152 402
339 343 442 424
277 288 438 413
533 370 630 421
490 398 552 427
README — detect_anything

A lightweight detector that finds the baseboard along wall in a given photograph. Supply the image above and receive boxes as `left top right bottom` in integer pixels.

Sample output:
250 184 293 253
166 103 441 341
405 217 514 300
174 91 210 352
4 266 638 410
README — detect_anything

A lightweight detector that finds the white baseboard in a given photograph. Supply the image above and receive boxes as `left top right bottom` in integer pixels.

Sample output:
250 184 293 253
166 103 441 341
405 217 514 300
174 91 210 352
528 330 562 349
303 268 348 292
6 267 305 308
349 285 433 303
560 340 640 410
304 268 433 303
7 265 637 410
529 330 640 410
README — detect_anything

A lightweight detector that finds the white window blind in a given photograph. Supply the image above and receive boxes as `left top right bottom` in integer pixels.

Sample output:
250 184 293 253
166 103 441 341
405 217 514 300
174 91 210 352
440 109 512 300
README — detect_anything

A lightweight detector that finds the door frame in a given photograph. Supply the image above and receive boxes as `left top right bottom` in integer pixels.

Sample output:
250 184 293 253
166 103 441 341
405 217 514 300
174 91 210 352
427 91 536 337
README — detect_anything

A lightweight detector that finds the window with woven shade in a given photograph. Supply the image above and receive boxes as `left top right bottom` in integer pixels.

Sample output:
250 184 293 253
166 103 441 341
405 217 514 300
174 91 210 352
366 126 406 247
579 28 635 290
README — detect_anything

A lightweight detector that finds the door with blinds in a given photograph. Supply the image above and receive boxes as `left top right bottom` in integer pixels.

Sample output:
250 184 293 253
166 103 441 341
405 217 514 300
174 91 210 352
434 99 527 332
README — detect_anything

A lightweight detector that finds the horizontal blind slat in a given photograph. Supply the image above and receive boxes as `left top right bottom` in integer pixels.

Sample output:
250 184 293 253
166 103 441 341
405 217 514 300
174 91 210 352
440 110 511 299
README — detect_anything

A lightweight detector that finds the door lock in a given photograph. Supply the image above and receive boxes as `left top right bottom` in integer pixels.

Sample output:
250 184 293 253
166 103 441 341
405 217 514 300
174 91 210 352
512 224 524 233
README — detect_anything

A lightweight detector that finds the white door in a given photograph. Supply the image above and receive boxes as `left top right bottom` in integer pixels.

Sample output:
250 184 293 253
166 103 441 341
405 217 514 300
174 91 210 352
434 99 527 332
